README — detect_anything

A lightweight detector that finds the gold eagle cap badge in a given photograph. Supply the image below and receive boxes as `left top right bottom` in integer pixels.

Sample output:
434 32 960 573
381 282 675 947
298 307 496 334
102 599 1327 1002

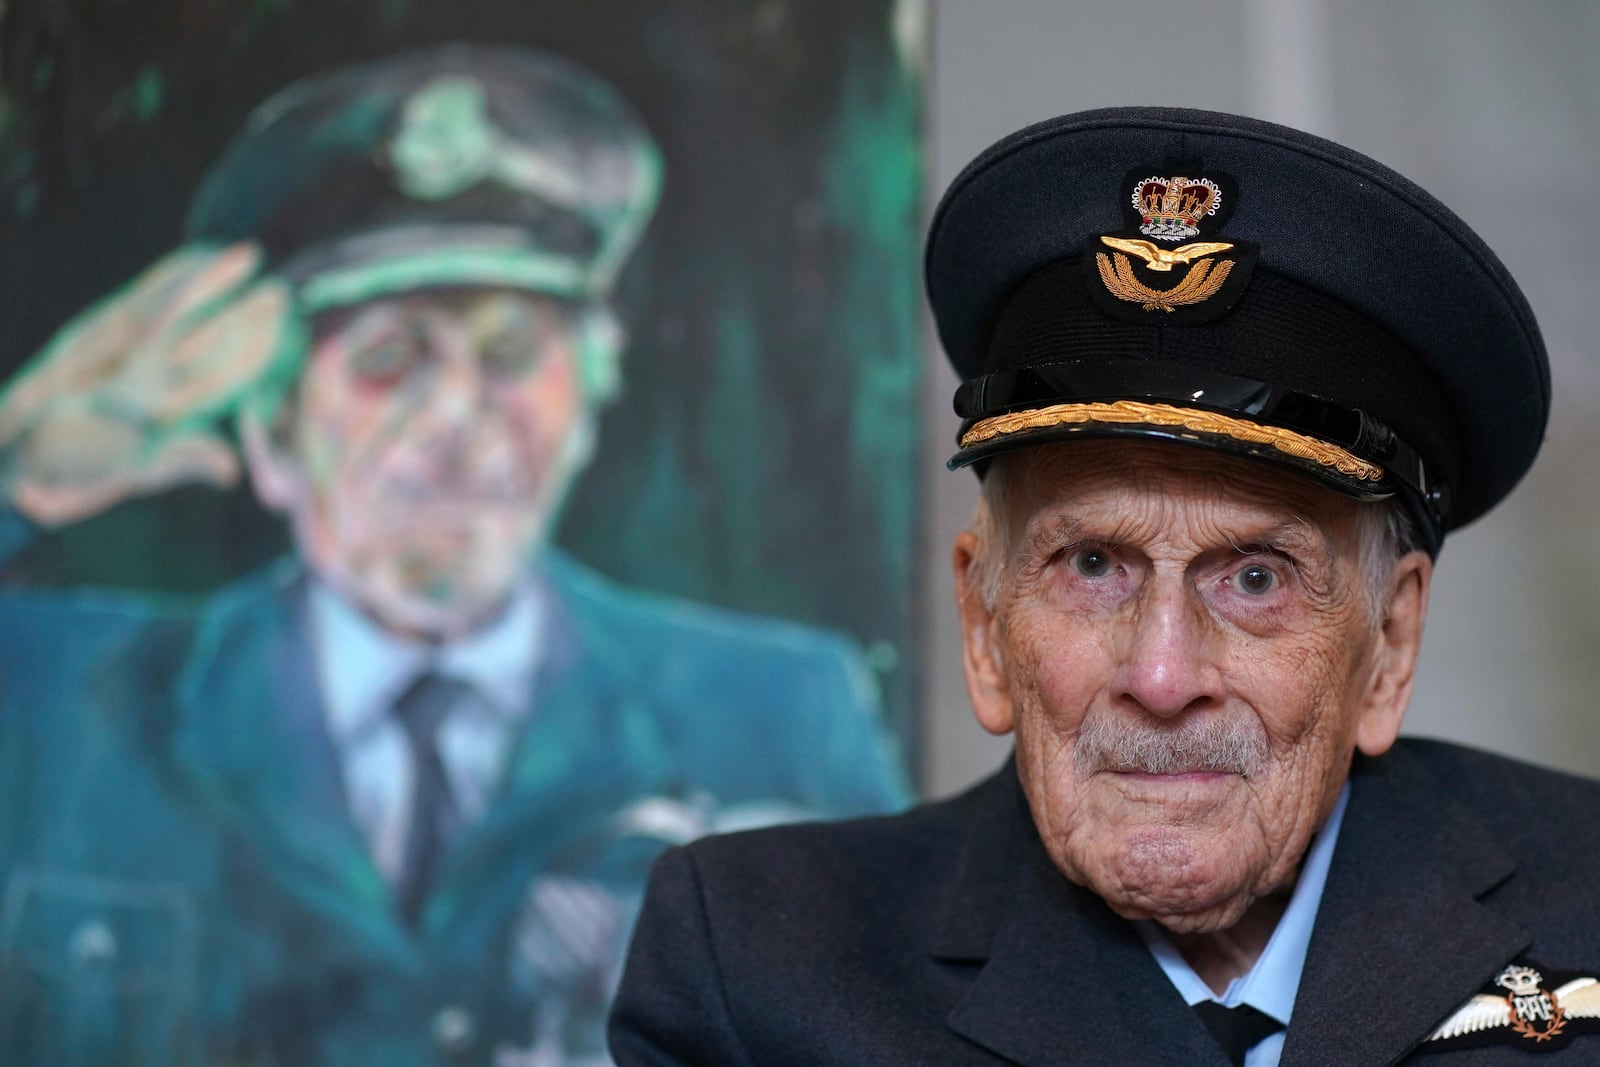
1424 962 1600 1053
1084 168 1257 325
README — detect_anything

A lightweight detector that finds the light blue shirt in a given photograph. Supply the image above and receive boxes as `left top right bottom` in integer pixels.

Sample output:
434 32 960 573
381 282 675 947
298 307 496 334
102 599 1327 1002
1137 785 1350 1067
309 580 543 881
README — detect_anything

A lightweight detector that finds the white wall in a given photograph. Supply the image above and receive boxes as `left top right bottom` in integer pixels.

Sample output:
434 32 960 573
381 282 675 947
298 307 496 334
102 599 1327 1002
921 0 1600 796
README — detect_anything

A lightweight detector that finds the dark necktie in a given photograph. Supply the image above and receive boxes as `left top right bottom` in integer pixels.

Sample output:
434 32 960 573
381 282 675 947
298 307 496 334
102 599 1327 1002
391 672 472 929
1192 1001 1285 1067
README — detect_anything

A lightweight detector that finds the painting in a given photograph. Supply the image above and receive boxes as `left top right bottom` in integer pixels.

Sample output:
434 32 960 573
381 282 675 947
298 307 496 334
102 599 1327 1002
0 3 923 1064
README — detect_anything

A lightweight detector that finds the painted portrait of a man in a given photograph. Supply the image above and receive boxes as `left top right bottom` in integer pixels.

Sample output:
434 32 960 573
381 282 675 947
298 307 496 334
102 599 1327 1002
0 6 922 1064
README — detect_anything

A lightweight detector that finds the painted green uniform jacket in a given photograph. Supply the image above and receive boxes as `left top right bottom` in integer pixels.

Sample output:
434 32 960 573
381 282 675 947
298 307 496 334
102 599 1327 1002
0 551 910 1066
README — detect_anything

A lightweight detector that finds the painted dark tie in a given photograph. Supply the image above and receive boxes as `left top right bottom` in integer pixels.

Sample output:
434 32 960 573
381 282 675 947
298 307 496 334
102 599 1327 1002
1192 1001 1285 1067
392 672 471 930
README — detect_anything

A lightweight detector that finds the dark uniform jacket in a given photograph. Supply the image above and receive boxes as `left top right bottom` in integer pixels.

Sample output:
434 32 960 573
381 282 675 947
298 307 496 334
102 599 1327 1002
610 739 1600 1066
0 551 909 1066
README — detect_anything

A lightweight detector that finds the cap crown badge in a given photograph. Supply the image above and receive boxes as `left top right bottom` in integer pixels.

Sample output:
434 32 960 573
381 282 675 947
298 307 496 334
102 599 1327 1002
1133 175 1221 241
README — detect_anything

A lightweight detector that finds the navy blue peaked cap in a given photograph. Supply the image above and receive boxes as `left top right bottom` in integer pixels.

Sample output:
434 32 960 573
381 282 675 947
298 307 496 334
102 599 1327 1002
927 106 1549 547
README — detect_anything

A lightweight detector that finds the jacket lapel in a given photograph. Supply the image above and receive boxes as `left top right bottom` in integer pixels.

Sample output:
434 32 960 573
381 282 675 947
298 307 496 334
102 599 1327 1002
939 764 1232 1067
934 747 1527 1067
168 565 416 972
1279 748 1525 1067
169 558 677 983
426 557 676 964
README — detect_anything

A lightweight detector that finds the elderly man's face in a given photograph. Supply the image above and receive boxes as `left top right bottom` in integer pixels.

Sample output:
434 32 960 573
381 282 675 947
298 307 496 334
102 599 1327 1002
953 440 1430 934
251 288 594 637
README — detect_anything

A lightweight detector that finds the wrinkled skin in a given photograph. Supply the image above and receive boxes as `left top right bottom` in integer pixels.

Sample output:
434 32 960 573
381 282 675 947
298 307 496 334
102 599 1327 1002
247 288 593 639
953 441 1432 953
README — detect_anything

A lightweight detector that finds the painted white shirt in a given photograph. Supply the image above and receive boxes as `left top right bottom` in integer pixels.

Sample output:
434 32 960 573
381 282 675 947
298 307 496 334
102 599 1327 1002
1137 784 1351 1067
309 580 543 882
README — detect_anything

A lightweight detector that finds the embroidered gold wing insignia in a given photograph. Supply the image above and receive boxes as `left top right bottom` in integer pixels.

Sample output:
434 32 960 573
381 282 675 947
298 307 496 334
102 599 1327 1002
1098 236 1235 271
1095 251 1234 313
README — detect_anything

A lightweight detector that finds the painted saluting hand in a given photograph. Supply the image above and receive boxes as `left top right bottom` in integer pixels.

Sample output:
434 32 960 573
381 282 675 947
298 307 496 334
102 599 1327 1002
0 242 293 525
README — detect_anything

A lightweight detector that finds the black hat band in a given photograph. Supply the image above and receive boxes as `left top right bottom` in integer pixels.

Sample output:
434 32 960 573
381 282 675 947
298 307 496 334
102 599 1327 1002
947 257 1459 533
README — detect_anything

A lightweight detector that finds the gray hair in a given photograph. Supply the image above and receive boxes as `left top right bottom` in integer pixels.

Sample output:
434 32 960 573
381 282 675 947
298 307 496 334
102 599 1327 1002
966 453 1420 622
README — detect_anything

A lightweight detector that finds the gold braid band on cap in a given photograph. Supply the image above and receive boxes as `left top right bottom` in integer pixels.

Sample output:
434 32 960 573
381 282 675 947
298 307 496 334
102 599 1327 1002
960 400 1386 483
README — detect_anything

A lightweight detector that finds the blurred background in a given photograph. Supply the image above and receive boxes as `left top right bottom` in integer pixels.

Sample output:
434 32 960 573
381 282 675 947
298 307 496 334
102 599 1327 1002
921 0 1600 795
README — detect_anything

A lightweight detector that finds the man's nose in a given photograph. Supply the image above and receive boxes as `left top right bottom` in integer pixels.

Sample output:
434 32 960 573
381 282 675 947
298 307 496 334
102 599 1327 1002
1112 576 1225 719
419 328 489 430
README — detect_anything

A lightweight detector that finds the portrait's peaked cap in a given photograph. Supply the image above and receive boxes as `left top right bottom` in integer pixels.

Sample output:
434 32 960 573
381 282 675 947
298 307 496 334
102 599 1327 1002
186 43 662 310
927 106 1549 546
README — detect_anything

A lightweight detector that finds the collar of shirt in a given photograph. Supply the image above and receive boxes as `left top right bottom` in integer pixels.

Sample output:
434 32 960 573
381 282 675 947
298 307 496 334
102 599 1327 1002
308 578 546 882
310 578 545 746
1137 783 1351 1052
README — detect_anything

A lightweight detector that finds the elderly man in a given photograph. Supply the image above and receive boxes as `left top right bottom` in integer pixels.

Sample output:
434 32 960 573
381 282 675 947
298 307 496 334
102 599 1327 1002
0 46 907 1066
609 108 1600 1066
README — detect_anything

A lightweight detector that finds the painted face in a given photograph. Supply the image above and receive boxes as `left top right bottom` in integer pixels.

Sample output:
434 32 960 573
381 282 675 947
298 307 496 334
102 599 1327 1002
266 288 593 637
956 440 1425 934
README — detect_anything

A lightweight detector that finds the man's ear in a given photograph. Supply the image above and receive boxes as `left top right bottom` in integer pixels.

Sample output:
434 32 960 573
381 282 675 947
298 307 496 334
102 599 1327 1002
1354 549 1433 757
952 530 1015 736
238 402 298 512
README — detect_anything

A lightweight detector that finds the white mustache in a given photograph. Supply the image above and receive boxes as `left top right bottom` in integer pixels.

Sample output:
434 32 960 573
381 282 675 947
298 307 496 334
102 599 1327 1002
1073 715 1268 777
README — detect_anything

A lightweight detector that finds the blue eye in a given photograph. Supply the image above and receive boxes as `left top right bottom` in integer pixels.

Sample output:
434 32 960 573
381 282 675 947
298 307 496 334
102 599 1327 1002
1069 548 1115 579
1235 564 1277 595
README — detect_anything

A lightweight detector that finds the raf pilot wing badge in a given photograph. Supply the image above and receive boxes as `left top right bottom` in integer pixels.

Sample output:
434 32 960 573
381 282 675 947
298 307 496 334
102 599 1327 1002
1423 962 1600 1054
